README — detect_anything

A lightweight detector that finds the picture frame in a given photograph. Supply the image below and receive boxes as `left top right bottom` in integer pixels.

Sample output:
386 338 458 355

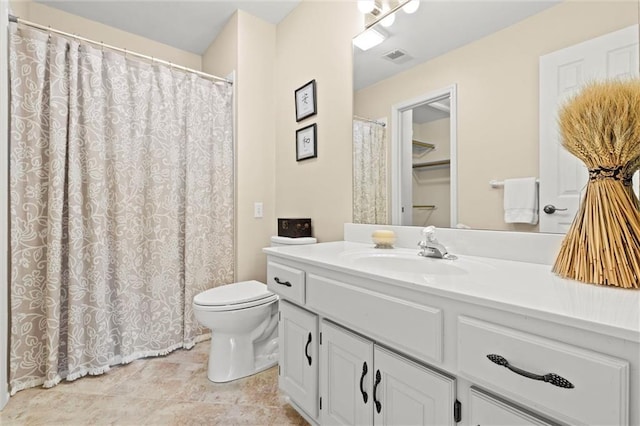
296 124 317 161
294 79 317 122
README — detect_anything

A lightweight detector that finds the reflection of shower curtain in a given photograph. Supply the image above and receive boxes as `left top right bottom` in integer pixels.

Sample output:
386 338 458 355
353 119 387 224
8 24 234 393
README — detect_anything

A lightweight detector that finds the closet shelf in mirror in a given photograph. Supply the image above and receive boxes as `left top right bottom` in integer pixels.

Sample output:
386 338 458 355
413 205 436 210
412 159 450 169
412 140 435 155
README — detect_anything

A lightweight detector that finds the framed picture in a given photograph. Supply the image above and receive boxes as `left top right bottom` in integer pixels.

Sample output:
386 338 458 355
294 79 317 122
296 124 317 161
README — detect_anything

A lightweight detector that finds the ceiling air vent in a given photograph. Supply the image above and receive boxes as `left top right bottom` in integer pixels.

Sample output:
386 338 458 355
382 49 413 64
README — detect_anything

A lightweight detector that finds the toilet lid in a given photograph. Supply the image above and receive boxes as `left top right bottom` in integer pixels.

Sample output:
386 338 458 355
193 280 274 307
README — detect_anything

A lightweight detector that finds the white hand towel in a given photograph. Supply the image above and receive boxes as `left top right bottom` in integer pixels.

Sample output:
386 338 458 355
503 177 538 224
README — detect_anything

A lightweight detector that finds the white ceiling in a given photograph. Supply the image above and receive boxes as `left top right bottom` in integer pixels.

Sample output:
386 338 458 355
34 0 301 54
354 1 560 91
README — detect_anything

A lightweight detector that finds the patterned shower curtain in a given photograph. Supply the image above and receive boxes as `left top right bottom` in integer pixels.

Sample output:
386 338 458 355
8 24 234 394
353 119 388 224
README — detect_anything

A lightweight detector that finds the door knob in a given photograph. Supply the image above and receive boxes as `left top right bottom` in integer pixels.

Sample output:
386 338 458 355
543 204 568 214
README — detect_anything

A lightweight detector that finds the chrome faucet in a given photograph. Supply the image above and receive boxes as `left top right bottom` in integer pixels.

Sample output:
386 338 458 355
418 226 449 259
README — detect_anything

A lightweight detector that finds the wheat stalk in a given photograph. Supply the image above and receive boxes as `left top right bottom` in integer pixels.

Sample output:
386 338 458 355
553 80 640 289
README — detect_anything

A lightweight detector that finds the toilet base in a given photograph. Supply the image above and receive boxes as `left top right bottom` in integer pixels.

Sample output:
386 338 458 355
207 333 278 383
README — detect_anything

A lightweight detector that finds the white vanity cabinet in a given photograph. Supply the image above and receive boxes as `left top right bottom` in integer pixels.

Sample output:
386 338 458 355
269 259 459 425
266 243 637 426
320 320 456 425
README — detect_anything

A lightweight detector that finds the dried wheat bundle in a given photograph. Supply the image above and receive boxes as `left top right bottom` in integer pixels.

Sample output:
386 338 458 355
553 80 640 289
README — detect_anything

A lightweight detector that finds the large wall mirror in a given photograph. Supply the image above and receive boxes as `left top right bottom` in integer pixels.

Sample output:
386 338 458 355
352 0 640 233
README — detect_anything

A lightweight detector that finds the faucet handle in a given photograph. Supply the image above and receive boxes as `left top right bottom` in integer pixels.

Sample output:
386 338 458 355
422 226 437 242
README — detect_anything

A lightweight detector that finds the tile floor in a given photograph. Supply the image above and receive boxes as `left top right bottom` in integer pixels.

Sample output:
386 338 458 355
0 342 308 426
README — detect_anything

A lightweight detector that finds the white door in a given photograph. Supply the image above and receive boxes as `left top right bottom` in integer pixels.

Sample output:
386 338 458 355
279 300 319 419
320 321 374 425
539 25 639 233
373 346 456 426
400 109 414 225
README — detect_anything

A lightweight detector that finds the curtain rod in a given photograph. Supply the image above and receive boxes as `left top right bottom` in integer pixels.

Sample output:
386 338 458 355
8 14 232 85
353 115 386 127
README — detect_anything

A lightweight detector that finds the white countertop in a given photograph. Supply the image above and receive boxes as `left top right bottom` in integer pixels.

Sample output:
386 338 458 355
264 241 640 343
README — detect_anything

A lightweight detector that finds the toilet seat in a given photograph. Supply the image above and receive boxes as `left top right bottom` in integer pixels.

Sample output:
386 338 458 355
193 280 277 312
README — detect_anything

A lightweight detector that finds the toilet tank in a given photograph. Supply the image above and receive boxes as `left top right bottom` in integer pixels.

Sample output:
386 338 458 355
270 236 317 247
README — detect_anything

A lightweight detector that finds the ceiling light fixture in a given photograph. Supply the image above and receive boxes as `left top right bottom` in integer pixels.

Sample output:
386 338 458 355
353 28 386 51
402 0 420 14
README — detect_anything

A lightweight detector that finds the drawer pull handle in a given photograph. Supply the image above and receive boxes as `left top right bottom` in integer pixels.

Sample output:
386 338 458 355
486 354 574 389
359 362 369 404
373 369 382 413
274 277 292 287
305 332 312 366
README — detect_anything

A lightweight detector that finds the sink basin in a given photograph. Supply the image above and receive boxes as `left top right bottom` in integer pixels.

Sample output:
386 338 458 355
341 250 469 276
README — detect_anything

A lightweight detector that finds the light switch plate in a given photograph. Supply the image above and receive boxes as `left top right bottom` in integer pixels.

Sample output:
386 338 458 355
254 202 263 218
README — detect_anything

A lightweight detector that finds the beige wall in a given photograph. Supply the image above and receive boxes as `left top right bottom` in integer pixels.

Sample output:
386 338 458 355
355 1 637 231
9 1 201 69
235 12 276 282
203 12 277 282
202 13 238 78
412 118 451 227
275 1 362 243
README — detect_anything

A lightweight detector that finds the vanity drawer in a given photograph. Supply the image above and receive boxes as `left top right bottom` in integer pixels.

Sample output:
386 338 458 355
458 316 629 426
267 261 305 304
469 387 555 426
306 273 442 363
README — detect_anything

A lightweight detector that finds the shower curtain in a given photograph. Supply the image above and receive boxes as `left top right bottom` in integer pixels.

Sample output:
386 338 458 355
8 24 234 393
353 119 387 224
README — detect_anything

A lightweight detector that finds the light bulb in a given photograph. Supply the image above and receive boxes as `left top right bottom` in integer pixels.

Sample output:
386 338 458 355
402 0 420 14
358 0 375 14
380 7 395 27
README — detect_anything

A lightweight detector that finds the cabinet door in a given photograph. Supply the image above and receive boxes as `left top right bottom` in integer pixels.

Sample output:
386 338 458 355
373 347 456 426
320 321 374 426
469 387 555 426
279 300 319 419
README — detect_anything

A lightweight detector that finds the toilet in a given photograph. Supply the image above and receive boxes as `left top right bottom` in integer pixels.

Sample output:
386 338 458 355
193 235 317 382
